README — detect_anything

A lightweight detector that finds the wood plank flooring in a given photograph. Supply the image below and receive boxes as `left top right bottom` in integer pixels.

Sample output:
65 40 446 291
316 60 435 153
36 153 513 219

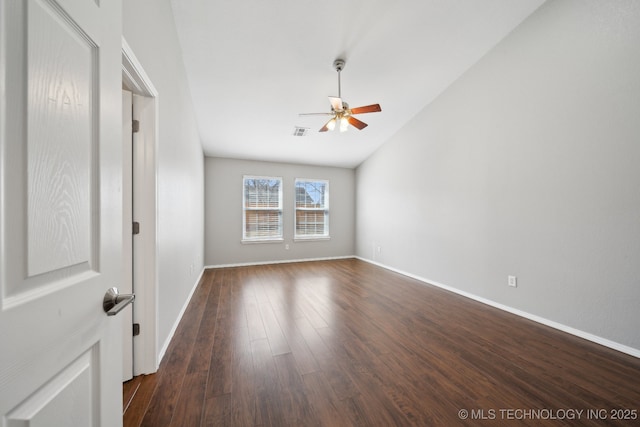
124 259 640 426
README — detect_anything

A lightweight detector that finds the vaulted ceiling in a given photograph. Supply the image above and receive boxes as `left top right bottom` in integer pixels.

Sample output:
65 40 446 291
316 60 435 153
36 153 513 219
170 0 545 168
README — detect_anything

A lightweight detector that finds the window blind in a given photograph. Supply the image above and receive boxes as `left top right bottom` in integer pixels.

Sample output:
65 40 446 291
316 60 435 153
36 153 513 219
243 176 283 240
295 179 329 238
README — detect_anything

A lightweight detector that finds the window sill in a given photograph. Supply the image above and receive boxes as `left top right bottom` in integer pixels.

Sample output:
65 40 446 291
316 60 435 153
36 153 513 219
241 238 284 244
294 236 331 242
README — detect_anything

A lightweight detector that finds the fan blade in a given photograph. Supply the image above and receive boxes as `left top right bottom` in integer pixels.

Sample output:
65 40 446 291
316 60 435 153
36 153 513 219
348 116 368 130
329 96 343 112
299 112 333 116
350 104 382 114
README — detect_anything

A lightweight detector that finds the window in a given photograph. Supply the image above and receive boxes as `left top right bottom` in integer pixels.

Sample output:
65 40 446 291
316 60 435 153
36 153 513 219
243 176 283 241
295 179 329 239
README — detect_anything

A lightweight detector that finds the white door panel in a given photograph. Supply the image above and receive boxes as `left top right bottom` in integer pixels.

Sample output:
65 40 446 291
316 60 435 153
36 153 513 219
1 0 123 425
6 349 97 426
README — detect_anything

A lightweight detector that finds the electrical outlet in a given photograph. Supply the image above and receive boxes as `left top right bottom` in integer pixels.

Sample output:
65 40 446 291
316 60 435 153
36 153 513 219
508 275 517 287
285 244 290 250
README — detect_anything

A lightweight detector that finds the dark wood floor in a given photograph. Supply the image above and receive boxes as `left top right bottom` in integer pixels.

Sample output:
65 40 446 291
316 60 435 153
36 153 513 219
123 259 640 426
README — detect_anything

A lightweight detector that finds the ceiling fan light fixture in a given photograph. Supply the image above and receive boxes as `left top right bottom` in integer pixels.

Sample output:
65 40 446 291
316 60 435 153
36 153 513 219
326 118 336 131
339 116 349 132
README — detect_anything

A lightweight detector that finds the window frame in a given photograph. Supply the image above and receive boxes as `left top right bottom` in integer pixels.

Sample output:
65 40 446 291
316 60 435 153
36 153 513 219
294 178 330 241
242 175 284 243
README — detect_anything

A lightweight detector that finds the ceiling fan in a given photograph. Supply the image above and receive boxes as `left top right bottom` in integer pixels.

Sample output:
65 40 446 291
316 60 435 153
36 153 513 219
299 59 382 132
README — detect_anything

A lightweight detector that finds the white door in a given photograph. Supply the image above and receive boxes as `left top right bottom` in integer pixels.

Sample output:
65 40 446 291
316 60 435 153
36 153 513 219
0 0 124 425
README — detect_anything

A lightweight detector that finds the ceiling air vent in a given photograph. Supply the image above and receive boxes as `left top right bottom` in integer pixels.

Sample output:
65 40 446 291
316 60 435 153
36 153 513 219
293 126 309 137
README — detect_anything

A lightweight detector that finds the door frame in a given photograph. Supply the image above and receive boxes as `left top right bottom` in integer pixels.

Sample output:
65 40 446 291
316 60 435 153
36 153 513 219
122 88 134 381
122 37 158 375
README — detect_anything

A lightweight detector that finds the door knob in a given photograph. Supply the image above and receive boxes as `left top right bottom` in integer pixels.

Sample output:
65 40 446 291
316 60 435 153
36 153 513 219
103 287 135 316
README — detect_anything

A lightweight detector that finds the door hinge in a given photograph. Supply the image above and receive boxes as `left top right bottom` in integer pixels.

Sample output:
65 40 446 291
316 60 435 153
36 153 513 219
132 119 140 133
133 221 140 235
133 323 140 336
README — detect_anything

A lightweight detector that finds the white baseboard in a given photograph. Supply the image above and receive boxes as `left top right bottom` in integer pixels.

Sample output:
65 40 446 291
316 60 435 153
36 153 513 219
205 255 354 269
157 267 205 365
356 257 640 359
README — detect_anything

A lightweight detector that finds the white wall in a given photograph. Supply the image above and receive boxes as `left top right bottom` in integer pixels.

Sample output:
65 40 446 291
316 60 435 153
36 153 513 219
123 1 204 354
356 0 640 352
205 157 354 266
